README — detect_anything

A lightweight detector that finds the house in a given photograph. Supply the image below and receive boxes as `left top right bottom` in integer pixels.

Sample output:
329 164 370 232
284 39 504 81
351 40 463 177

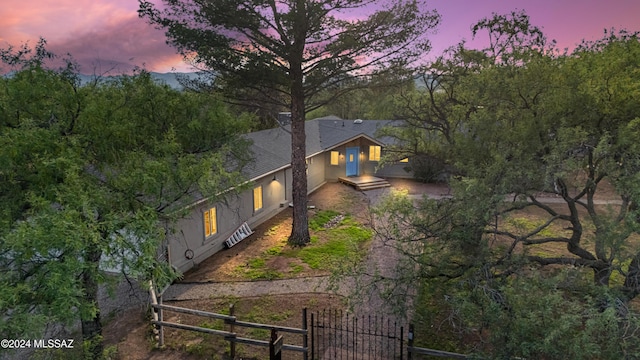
165 116 412 273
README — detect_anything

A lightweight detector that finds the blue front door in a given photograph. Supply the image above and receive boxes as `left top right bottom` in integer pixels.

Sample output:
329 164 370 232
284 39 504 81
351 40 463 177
346 147 359 176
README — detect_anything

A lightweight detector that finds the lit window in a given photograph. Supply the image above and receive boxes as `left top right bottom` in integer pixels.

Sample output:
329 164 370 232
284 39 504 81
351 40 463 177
400 158 409 163
203 207 217 237
369 146 381 161
330 151 339 165
253 186 263 211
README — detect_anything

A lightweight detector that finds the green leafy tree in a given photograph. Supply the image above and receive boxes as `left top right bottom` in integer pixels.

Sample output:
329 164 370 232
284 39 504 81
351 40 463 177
138 0 440 245
0 43 251 357
370 12 640 358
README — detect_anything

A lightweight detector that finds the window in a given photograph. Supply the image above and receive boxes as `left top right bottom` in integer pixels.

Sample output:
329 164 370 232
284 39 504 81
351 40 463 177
369 146 381 161
330 151 339 165
400 157 409 163
253 186 263 211
203 207 217 237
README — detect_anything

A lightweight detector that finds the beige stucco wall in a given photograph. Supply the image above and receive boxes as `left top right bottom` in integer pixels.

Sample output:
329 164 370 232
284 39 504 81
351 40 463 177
168 168 291 273
307 153 326 193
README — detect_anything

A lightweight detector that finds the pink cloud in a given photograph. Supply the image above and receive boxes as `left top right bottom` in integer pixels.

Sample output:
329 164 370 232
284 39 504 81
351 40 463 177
0 0 189 73
428 0 640 57
46 14 190 74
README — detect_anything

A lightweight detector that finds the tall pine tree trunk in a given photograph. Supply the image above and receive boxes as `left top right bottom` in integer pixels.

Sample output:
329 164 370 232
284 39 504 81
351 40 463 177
288 91 310 245
289 113 310 245
288 41 310 246
81 242 103 358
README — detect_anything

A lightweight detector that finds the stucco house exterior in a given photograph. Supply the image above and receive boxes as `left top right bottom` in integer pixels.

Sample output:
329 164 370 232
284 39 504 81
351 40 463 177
165 116 412 273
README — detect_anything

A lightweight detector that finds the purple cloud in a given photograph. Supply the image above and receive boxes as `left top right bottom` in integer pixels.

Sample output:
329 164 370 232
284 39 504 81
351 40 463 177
46 14 190 74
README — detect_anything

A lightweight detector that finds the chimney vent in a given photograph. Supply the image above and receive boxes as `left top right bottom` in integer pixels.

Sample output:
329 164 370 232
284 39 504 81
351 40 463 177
277 112 292 126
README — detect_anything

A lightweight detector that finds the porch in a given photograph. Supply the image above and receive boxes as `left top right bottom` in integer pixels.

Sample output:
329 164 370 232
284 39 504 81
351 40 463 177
337 175 391 191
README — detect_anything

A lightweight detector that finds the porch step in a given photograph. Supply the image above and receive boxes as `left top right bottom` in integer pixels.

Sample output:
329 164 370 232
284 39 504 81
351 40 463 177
224 222 254 248
357 180 391 191
338 176 391 191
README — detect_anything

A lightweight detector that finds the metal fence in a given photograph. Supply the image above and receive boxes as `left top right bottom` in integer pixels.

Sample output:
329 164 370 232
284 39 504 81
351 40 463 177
310 309 405 360
149 281 470 360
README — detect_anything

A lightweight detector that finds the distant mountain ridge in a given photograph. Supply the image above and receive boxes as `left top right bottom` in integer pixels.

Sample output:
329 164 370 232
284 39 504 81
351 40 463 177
77 72 202 90
75 72 432 90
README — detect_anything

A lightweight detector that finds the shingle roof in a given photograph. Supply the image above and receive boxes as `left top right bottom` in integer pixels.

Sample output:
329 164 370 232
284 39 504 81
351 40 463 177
316 118 393 150
242 116 398 180
243 126 292 180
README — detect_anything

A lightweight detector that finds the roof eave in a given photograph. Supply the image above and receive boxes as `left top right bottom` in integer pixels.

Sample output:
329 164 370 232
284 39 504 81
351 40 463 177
323 134 386 151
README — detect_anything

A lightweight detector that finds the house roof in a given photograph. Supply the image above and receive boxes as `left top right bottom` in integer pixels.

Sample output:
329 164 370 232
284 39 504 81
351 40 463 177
242 116 397 181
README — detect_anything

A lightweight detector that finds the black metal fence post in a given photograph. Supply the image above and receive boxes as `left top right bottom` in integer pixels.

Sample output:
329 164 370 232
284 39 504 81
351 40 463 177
229 303 236 358
400 325 404 360
407 323 414 360
311 312 315 360
270 329 283 360
303 308 308 360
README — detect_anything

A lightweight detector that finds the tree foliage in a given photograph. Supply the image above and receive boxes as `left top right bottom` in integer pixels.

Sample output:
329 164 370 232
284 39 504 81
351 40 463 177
0 42 251 357
373 11 640 358
138 0 440 245
306 74 414 120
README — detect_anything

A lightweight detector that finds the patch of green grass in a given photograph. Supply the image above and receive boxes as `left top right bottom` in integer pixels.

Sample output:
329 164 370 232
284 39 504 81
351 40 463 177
530 248 559 258
309 210 341 231
185 342 206 356
506 216 561 238
329 225 373 243
199 319 225 330
295 225 373 269
247 327 270 340
267 309 293 322
214 295 239 307
241 298 292 335
289 264 304 274
233 211 372 280
244 297 275 323
264 242 285 256
248 258 265 268
245 268 282 280
234 258 283 280
265 224 280 236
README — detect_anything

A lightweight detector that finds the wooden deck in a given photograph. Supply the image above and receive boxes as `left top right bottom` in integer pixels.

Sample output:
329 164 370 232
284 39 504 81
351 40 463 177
338 175 391 191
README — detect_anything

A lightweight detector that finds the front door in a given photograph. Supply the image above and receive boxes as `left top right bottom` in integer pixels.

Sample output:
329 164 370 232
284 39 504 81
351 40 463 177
346 147 359 177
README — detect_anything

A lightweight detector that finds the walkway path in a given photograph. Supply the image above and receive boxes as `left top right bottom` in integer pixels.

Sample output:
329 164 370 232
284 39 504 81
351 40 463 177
163 275 344 300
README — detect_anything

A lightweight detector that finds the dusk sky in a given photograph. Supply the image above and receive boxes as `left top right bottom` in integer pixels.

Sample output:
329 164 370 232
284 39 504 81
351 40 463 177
1 0 639 74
